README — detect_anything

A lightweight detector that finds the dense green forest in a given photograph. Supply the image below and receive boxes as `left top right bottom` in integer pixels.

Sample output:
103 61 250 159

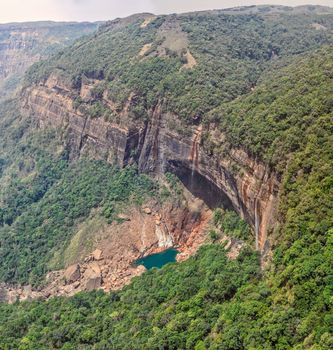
0 42 331 350
26 7 333 122
210 46 333 167
0 246 262 350
0 5 332 350
0 160 157 286
0 100 160 286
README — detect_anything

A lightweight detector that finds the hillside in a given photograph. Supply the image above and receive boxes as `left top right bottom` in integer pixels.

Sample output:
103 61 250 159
25 6 333 122
20 4 333 261
0 5 332 349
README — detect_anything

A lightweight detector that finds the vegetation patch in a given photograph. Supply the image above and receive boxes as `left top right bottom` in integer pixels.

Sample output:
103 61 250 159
0 159 158 286
0 245 261 350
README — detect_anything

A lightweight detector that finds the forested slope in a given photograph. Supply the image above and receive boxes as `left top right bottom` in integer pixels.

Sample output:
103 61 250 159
0 29 332 350
26 6 333 122
0 5 332 350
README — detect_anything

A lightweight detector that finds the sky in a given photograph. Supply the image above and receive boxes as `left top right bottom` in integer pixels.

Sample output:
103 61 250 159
0 0 332 23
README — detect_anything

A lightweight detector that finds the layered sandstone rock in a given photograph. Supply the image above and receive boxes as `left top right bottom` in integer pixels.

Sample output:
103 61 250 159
64 264 81 284
84 262 102 291
22 79 279 252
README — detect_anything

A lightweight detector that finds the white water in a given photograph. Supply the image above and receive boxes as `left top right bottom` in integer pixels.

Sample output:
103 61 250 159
254 198 260 251
190 146 197 189
190 126 201 190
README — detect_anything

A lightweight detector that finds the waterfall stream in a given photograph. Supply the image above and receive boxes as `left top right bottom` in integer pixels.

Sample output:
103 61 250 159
254 198 260 250
190 126 202 189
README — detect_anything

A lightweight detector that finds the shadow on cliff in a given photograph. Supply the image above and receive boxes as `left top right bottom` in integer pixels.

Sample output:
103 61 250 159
168 160 235 211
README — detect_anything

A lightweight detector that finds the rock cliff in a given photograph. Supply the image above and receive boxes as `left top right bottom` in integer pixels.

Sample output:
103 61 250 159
22 75 280 252
0 22 97 100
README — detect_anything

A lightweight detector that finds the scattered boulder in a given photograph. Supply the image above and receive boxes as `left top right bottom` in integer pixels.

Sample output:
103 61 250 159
84 262 102 291
85 276 101 291
143 207 152 215
84 256 93 263
117 213 131 221
92 249 103 261
63 285 75 295
64 264 81 284
136 265 147 274
23 285 32 293
73 281 80 289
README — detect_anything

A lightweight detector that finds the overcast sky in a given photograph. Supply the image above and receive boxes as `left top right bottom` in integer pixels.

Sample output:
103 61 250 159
0 0 332 23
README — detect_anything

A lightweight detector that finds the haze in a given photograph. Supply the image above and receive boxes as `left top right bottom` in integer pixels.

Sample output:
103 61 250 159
0 0 332 23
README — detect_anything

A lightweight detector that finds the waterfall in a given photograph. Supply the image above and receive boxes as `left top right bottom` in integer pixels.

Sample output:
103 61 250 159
159 142 166 174
191 141 198 183
190 126 202 189
254 168 267 252
254 198 260 251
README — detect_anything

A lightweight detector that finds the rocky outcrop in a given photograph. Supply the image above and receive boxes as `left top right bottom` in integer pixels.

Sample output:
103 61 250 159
84 262 102 291
64 264 81 284
23 80 139 166
22 78 279 252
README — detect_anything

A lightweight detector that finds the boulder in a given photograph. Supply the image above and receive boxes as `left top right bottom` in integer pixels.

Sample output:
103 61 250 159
92 249 103 261
64 264 81 284
84 262 102 291
143 207 152 214
117 213 131 221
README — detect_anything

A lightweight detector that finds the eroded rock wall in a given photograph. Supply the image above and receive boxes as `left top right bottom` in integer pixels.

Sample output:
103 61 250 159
22 79 279 252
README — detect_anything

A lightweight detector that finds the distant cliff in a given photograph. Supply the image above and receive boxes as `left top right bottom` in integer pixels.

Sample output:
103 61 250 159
0 21 98 100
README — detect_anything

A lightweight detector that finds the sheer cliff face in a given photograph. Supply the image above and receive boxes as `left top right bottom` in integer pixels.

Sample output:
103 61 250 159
0 22 98 99
0 30 37 80
23 76 279 252
19 6 333 254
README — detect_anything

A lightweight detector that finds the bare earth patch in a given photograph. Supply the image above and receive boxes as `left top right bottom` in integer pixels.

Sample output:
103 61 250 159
311 23 327 30
182 50 197 69
140 17 156 28
139 43 152 57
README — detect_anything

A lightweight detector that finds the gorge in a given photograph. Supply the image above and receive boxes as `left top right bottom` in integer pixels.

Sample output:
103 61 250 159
23 74 279 253
0 5 332 349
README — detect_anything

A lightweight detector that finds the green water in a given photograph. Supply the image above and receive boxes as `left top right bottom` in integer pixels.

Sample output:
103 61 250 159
135 248 179 269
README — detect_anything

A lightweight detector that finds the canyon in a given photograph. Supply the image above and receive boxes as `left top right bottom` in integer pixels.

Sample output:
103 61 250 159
0 6 331 348
1 71 276 303
1 9 290 302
